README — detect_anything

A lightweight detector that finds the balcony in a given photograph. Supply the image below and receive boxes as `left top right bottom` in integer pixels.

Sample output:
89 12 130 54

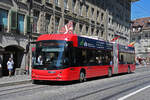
64 11 77 19
45 7 53 14
55 6 61 12
33 2 42 10
45 2 53 8
18 1 28 10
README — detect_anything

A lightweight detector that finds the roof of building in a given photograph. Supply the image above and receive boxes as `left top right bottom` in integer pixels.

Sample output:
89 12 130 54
131 17 150 32
130 0 140 2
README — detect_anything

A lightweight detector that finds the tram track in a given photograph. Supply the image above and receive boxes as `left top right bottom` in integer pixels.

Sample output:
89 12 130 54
0 80 31 88
70 73 150 100
101 80 150 100
0 84 49 97
0 84 36 93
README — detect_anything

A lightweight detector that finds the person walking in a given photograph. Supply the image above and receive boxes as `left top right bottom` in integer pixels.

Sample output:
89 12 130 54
7 58 14 77
37 55 43 65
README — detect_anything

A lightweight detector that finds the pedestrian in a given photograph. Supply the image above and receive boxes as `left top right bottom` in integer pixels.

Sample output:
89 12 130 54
37 55 43 65
110 58 113 65
7 58 14 77
96 57 102 65
143 60 146 67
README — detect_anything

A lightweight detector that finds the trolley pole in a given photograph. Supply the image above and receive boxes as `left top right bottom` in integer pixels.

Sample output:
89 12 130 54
27 0 32 75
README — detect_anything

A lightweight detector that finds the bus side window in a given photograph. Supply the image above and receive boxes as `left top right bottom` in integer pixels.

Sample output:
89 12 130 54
73 48 84 66
65 46 75 66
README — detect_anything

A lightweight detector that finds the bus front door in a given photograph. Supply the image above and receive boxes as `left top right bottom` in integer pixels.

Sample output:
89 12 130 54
113 43 118 74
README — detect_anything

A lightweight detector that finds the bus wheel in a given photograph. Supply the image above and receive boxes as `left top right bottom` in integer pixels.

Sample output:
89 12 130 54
108 68 112 77
80 71 86 82
128 67 131 74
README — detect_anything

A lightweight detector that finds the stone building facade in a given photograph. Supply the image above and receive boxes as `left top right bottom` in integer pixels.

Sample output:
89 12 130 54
0 0 138 76
131 17 150 64
0 0 29 76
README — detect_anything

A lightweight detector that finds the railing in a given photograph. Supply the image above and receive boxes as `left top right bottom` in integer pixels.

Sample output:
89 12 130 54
55 6 61 12
46 2 53 8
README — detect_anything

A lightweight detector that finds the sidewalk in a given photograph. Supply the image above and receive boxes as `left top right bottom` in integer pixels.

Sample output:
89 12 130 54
136 64 149 68
0 75 31 87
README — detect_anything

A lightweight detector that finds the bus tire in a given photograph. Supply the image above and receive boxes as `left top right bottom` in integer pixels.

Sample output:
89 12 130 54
128 66 131 74
79 71 86 82
108 68 112 77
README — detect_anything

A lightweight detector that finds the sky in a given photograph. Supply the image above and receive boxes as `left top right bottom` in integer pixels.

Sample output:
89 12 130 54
131 0 150 20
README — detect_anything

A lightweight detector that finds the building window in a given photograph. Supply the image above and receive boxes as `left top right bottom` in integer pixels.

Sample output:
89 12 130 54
146 23 150 27
79 24 82 33
33 10 40 33
55 0 59 6
86 5 89 17
96 30 99 36
91 8 94 19
138 36 141 40
55 17 60 33
18 14 24 33
79 2 83 16
91 28 94 35
73 22 76 33
97 11 99 20
45 14 51 34
101 31 104 37
11 11 17 30
0 9 8 28
101 13 104 20
145 33 148 38
34 0 42 3
72 0 76 12
109 18 111 23
64 0 68 9
64 19 68 25
112 19 114 25
86 26 88 34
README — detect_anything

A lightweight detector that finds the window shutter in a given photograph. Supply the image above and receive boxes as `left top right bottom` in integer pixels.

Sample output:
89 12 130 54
27 15 31 33
10 10 17 30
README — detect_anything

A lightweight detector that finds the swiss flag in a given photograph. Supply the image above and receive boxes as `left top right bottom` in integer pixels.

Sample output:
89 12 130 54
110 36 120 42
59 21 73 34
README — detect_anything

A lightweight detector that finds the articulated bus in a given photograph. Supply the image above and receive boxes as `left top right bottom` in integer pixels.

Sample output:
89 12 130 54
31 34 135 83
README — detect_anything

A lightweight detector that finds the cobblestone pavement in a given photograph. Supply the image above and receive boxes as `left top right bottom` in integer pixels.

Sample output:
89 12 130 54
0 75 31 87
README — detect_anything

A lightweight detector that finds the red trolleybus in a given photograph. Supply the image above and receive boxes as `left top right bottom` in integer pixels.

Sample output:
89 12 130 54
31 34 135 83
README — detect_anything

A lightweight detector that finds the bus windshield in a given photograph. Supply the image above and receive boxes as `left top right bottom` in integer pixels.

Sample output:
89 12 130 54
32 40 69 70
